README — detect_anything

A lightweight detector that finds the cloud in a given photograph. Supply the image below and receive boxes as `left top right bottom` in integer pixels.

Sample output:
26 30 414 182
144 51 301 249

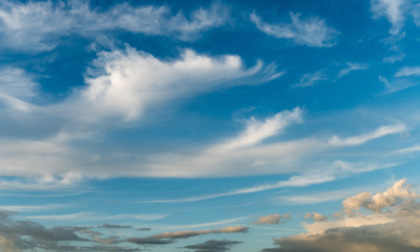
98 224 132 229
383 53 405 63
182 239 242 252
261 179 420 252
370 0 410 35
66 47 274 122
250 12 337 47
0 210 92 251
0 0 229 51
379 75 418 93
342 178 418 214
292 71 327 87
304 212 328 222
126 226 248 246
337 63 368 78
328 124 406 146
151 226 248 239
0 67 38 112
254 214 290 225
394 66 420 77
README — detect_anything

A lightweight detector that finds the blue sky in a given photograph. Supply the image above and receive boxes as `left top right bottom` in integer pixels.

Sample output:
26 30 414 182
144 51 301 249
1 0 420 251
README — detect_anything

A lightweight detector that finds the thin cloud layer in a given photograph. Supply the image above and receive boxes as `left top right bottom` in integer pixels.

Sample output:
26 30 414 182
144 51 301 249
0 0 229 51
183 239 242 252
250 12 337 47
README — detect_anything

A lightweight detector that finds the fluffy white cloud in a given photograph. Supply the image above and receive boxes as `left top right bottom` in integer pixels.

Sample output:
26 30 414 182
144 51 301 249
76 48 266 121
250 12 337 47
343 178 418 214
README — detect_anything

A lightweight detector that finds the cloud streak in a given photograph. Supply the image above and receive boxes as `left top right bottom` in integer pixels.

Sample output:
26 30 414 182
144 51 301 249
250 12 337 47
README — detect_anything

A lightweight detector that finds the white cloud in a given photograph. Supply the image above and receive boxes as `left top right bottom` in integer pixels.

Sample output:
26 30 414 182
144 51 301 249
395 66 420 77
292 71 327 87
370 0 410 35
328 124 406 146
0 67 38 112
379 75 418 93
74 47 268 122
337 63 368 78
0 0 229 51
250 12 337 47
383 53 405 63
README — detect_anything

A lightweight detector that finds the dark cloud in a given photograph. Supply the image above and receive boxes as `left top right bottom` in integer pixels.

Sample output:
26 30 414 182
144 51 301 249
126 226 248 247
136 227 151 231
99 223 132 229
151 226 248 240
183 239 242 252
126 237 173 245
0 210 142 251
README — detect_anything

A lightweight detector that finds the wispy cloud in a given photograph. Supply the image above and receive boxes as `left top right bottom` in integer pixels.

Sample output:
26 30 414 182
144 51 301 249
379 75 418 93
328 124 406 146
337 63 368 79
370 0 410 35
0 0 230 51
250 12 337 47
394 66 420 77
292 71 327 87
24 212 167 222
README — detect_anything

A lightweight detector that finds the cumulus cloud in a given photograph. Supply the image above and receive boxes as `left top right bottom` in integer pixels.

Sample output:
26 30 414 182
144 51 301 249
250 12 337 47
182 239 242 252
254 214 290 225
0 0 229 51
261 179 420 252
343 178 418 214
304 212 328 222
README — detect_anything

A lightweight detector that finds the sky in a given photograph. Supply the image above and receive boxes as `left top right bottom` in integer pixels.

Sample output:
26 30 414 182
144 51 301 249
1 0 420 251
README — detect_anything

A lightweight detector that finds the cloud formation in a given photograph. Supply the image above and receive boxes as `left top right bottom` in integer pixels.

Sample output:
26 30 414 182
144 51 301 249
304 212 328 222
250 12 337 47
127 226 248 246
183 239 242 252
0 0 229 51
262 179 420 252
254 214 290 225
